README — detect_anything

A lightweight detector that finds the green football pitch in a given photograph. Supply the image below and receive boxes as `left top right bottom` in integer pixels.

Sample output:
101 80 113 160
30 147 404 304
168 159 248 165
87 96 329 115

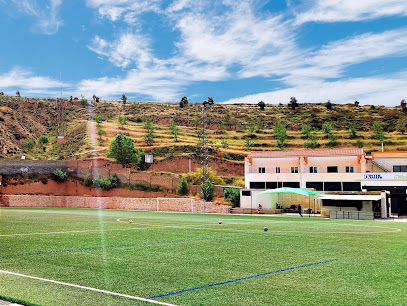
0 207 406 305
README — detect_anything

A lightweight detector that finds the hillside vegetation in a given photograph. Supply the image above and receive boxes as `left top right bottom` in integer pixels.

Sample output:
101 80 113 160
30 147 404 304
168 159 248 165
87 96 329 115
1 95 406 162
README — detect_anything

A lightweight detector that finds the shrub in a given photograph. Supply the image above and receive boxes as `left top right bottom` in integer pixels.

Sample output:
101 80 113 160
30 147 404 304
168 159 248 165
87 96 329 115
40 177 48 184
187 167 224 185
177 176 189 195
356 139 364 148
94 114 104 123
224 188 240 207
201 180 214 201
37 135 49 145
51 169 67 182
80 99 88 106
84 173 93 187
93 174 120 190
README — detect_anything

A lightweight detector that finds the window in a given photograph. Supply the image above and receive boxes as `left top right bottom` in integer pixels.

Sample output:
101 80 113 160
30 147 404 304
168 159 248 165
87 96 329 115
276 167 281 173
242 190 251 196
327 166 338 173
250 182 265 189
283 182 300 188
291 167 299 173
324 182 341 191
343 182 361 191
258 167 265 173
306 182 323 191
346 166 354 173
310 167 317 173
393 165 407 172
266 182 277 189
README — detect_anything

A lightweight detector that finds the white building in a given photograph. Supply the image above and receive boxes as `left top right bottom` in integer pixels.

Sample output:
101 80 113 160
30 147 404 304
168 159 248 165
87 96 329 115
241 149 407 218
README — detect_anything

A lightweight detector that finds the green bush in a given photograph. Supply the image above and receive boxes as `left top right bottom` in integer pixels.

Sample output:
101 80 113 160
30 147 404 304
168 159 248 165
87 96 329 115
93 174 120 190
201 180 214 201
177 176 189 195
84 174 93 187
224 188 240 207
51 169 67 183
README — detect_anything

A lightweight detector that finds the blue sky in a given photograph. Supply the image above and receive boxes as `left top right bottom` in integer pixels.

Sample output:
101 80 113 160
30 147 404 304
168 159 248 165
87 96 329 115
0 0 406 106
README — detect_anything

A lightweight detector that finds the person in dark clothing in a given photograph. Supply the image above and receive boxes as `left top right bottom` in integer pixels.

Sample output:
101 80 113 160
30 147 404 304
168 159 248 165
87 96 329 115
298 204 303 217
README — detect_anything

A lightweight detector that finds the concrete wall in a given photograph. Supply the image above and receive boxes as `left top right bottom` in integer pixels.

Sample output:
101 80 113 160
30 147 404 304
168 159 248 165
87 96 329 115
0 160 67 175
2 195 229 214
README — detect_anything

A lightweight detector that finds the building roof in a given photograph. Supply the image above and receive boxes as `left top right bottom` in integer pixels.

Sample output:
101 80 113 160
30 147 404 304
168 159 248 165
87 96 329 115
247 148 364 158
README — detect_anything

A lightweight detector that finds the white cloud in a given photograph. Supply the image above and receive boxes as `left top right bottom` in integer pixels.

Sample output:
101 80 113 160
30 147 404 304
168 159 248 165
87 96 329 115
88 33 153 68
77 69 181 102
81 0 407 103
85 0 161 23
221 71 407 106
0 68 69 95
12 0 63 34
282 27 407 85
296 0 407 24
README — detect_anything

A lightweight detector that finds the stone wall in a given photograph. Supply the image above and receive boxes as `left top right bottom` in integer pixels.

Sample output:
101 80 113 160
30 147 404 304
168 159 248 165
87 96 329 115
2 195 229 214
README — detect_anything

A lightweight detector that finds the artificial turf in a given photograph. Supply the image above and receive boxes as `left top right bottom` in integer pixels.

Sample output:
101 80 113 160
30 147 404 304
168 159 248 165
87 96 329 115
0 207 406 305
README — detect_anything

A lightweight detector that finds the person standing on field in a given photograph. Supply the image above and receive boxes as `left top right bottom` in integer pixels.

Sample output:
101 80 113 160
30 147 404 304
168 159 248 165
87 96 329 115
298 204 303 217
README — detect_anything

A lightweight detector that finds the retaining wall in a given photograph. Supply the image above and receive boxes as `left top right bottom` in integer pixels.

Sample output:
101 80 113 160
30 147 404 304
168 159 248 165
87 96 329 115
2 195 229 214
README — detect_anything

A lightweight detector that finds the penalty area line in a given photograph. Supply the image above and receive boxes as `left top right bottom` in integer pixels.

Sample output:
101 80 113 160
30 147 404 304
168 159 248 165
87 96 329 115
0 269 177 306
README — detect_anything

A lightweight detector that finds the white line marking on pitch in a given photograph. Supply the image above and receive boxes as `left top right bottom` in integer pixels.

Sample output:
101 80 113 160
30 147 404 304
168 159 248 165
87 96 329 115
0 269 176 305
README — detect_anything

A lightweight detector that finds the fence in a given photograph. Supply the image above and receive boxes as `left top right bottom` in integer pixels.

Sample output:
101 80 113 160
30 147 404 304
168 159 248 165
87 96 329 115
329 210 374 220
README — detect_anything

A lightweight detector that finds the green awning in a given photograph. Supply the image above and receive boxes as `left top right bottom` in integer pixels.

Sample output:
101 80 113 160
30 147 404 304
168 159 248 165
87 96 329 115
257 187 318 196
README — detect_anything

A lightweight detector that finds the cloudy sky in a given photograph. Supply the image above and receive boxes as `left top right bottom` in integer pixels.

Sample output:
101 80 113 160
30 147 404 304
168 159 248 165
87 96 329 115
0 0 406 105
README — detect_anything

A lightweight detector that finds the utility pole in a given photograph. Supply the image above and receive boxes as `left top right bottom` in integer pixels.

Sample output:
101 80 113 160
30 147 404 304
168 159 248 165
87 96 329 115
200 102 209 199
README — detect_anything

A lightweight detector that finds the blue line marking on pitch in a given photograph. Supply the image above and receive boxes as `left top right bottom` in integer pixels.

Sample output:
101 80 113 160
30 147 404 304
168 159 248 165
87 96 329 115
147 259 339 299
0 233 258 259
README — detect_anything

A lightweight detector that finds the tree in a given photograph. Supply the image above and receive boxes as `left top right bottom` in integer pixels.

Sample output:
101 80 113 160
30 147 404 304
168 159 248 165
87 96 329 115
257 101 266 111
244 136 255 151
373 121 384 141
274 122 287 149
301 124 312 139
106 134 141 165
325 100 332 110
169 118 179 142
356 139 364 148
288 97 298 110
93 114 104 123
144 118 155 146
177 176 189 195
305 132 319 149
354 100 360 106
180 96 188 108
349 127 357 139
201 180 214 201
224 188 240 207
97 127 106 141
193 116 201 130
118 116 127 129
16 90 20 97
322 122 333 135
327 132 337 148
401 99 406 107
208 96 214 105
221 137 229 148
121 94 127 105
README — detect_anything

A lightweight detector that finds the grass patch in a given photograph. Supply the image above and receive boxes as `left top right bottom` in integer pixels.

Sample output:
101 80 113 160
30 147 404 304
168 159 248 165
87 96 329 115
0 208 406 305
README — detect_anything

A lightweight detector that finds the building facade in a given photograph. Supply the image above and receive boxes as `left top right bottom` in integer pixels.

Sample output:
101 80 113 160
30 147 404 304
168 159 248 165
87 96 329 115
242 149 407 217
